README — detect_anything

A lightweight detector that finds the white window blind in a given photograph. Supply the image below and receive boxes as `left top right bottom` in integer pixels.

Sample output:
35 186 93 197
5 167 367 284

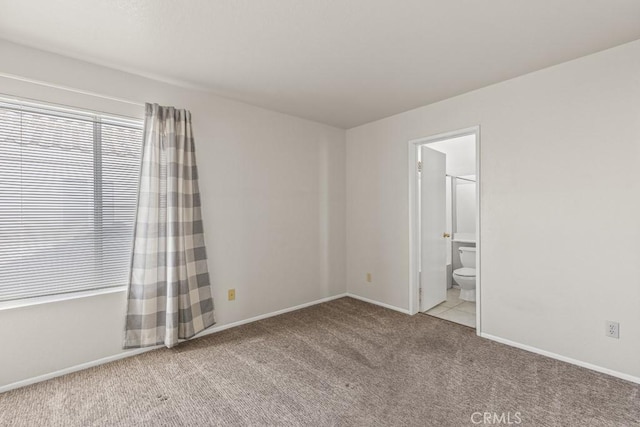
0 98 143 302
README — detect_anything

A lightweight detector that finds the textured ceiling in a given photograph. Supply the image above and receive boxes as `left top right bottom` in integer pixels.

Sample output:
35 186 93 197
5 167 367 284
1 0 639 128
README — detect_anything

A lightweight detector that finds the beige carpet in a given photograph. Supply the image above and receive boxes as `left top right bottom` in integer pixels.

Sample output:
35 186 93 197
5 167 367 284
0 297 638 426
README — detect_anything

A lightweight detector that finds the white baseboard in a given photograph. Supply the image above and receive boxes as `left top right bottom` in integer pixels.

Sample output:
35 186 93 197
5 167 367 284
481 333 640 385
6 296 635 394
345 293 411 315
196 293 348 339
0 347 156 394
0 293 348 394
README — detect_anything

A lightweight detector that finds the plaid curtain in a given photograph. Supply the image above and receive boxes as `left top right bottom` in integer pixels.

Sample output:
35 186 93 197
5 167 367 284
124 103 215 349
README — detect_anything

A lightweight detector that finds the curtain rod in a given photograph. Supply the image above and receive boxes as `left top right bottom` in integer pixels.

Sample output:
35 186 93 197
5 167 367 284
0 72 146 107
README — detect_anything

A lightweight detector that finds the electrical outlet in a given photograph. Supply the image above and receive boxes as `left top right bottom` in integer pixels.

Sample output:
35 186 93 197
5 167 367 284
228 289 236 301
605 321 619 339
366 273 372 283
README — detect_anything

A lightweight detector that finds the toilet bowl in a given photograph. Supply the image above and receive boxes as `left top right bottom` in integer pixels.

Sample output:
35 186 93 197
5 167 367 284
453 246 476 302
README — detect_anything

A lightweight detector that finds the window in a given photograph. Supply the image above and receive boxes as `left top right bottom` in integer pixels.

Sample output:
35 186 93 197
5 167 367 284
0 98 143 302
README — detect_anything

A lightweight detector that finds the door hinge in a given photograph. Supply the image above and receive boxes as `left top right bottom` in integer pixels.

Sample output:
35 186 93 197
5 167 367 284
417 161 422 173
418 271 422 302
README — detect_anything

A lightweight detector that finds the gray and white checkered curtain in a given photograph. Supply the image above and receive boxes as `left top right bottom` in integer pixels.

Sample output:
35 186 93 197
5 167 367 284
124 103 215 349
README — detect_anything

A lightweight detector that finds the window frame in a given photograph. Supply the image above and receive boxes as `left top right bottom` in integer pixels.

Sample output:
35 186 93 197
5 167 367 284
0 96 143 305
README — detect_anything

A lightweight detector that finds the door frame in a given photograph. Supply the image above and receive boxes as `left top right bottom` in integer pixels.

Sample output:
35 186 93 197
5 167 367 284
407 126 481 334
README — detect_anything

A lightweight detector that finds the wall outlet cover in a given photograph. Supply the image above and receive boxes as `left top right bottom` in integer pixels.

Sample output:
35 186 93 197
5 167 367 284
606 321 619 339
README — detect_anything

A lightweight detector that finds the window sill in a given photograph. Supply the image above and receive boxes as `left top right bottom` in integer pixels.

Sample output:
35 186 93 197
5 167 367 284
0 286 128 312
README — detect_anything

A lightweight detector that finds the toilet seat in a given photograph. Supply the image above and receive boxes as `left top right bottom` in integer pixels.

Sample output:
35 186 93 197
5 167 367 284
453 267 475 277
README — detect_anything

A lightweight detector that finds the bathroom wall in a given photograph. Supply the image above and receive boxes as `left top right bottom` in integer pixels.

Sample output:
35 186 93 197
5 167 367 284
426 135 475 177
455 180 476 234
452 179 476 273
346 39 640 381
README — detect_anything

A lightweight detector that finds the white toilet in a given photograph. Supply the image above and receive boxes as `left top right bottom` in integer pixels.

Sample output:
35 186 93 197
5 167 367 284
453 246 476 302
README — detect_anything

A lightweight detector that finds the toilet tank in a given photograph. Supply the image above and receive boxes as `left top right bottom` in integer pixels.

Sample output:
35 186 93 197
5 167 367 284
458 247 476 268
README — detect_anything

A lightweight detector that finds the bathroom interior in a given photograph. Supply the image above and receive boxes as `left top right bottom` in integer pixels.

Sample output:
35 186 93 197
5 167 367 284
422 134 477 328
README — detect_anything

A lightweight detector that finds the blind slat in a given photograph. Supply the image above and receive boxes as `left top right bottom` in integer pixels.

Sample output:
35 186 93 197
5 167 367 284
0 99 142 302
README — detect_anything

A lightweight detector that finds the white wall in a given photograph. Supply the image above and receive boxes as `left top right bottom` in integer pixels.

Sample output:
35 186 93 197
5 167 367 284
428 134 476 177
455 182 476 234
346 40 640 379
0 40 346 388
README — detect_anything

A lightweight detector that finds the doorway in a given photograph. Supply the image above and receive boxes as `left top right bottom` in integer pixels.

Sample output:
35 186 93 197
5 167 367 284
408 127 480 331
